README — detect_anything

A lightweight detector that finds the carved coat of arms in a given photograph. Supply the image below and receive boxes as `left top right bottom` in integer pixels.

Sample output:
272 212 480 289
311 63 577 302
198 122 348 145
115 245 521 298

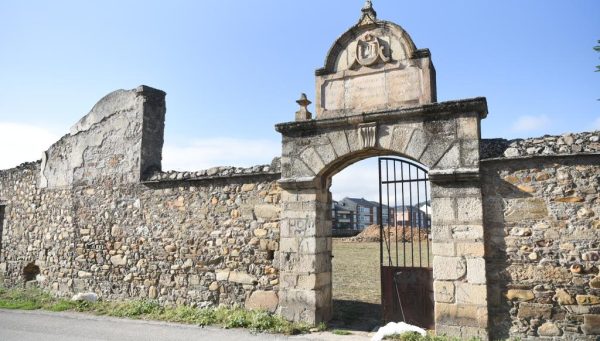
354 33 390 67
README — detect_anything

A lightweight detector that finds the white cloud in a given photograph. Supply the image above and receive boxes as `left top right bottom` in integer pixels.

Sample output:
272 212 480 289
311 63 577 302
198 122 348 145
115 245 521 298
330 159 380 202
593 117 600 130
0 122 58 170
511 115 551 132
162 138 280 171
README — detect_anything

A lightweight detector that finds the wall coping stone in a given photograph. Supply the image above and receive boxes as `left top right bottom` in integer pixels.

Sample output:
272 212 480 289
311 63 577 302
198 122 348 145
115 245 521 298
481 152 600 164
275 97 488 134
142 158 281 184
481 131 600 159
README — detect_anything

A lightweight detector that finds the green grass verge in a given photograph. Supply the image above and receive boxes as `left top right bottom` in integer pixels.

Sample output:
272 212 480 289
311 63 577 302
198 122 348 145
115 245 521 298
332 329 353 335
383 332 483 341
0 287 315 335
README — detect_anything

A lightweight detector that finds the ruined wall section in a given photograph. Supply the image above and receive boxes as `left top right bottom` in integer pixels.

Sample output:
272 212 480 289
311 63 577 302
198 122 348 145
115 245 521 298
482 131 600 340
41 85 166 189
0 162 77 293
0 161 283 311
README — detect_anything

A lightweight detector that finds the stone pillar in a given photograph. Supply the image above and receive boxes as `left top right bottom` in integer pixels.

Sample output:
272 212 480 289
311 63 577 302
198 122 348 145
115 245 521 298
430 179 489 340
277 180 332 324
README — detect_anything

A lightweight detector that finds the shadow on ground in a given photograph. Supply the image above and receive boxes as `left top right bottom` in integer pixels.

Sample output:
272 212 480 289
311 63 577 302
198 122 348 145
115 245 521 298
329 300 381 332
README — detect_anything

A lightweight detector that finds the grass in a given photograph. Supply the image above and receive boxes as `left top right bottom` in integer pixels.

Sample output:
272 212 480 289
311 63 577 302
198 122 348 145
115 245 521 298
332 239 431 304
384 333 482 341
0 287 314 335
332 329 353 335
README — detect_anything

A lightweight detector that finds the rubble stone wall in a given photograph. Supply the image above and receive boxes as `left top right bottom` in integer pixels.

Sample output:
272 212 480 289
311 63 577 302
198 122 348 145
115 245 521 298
481 131 600 340
0 161 283 312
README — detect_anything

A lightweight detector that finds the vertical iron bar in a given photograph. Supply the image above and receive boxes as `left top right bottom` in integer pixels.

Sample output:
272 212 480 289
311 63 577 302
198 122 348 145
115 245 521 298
400 162 406 268
416 169 422 268
408 165 414 267
385 159 392 266
393 160 398 267
378 158 384 320
425 172 430 268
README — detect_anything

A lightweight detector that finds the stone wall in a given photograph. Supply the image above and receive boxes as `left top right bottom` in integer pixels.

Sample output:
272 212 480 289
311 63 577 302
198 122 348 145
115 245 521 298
481 131 600 340
0 157 283 312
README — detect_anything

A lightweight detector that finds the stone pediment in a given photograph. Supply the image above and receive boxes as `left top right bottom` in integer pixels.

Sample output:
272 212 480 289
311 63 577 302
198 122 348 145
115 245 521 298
315 3 436 119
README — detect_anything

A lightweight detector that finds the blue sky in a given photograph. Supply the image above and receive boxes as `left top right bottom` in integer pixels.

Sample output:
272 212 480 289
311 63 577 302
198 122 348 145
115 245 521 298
1 0 599 199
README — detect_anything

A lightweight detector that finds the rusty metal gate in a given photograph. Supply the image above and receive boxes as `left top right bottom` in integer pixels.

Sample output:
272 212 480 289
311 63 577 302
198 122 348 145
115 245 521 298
378 157 434 329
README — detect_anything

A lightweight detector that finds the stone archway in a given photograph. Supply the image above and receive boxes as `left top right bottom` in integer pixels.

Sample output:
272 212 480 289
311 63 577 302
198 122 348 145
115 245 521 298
275 3 490 340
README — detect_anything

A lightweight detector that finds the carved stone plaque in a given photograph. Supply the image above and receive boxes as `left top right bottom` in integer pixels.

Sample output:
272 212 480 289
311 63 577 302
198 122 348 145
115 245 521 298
359 122 377 148
320 67 422 115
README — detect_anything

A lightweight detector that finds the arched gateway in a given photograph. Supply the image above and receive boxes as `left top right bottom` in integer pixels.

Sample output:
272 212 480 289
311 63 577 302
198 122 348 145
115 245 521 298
275 2 490 339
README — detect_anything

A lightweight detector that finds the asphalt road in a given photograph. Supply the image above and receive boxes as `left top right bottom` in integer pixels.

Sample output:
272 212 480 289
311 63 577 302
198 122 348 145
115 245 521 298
0 309 371 341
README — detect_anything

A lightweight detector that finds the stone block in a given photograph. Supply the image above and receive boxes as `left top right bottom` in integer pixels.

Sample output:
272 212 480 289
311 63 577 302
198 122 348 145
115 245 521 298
457 115 480 139
245 290 279 313
229 271 257 285
582 314 600 335
432 198 455 224
435 143 460 169
433 257 466 280
577 295 600 305
300 148 325 175
455 283 487 305
254 204 280 220
432 242 455 257
435 324 489 340
110 255 126 266
466 258 486 284
328 130 350 157
389 126 416 156
455 242 485 257
297 272 331 290
460 140 480 168
506 289 534 301
278 288 331 323
538 322 561 337
553 289 575 305
314 143 336 167
505 198 548 222
435 302 488 328
517 302 552 319
456 197 483 223
279 237 328 254
280 253 331 273
419 137 453 169
241 183 256 192
404 129 429 161
434 281 455 303
431 225 452 241
216 269 230 281
451 225 484 240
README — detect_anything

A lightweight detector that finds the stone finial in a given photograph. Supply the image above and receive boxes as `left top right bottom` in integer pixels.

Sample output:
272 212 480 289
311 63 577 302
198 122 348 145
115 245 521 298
358 0 377 26
295 93 312 121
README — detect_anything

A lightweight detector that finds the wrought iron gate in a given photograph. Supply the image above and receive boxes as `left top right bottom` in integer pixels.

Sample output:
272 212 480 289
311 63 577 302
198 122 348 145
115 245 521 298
378 157 434 329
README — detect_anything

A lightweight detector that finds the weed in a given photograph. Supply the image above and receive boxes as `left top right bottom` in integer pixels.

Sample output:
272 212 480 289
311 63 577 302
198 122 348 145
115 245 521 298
332 329 353 335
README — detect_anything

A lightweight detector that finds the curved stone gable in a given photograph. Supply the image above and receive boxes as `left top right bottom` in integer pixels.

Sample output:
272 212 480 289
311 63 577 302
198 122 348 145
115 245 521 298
314 6 436 119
